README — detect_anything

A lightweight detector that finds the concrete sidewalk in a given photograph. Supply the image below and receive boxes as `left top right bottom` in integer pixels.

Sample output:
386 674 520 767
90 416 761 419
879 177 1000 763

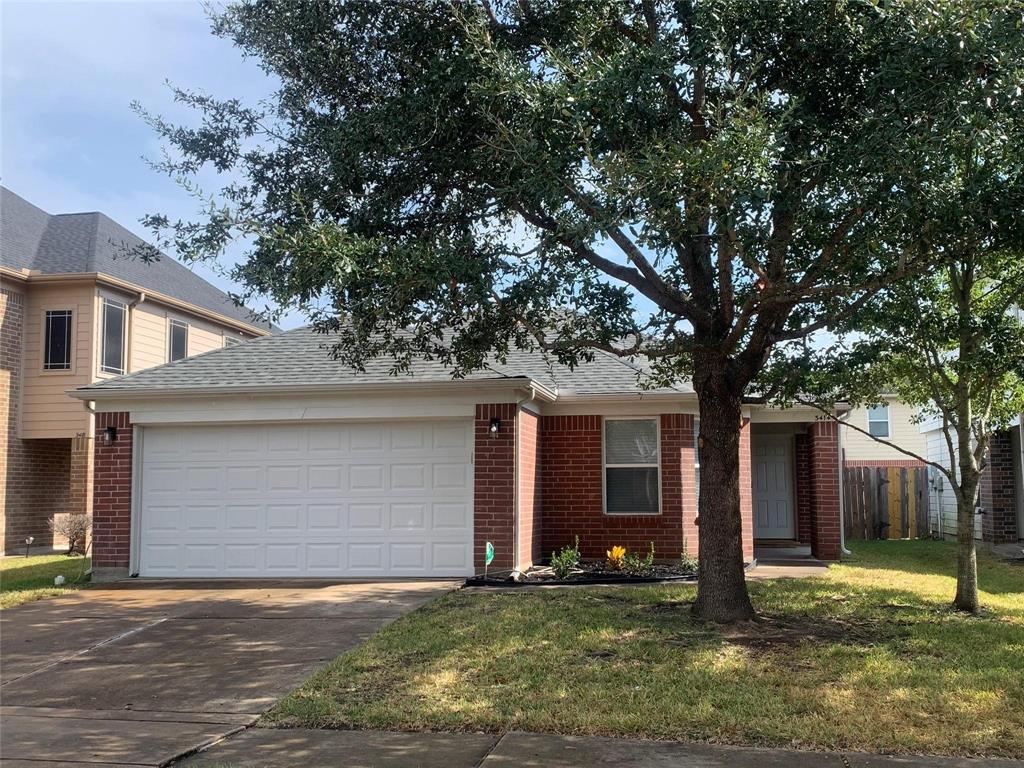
178 729 1024 767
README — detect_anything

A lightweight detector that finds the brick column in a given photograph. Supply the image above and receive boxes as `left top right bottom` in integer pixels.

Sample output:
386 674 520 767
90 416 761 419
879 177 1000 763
475 403 516 572
664 413 698 559
981 430 1018 544
70 433 94 516
739 417 754 560
808 420 841 560
516 407 542 569
794 433 812 545
93 412 133 579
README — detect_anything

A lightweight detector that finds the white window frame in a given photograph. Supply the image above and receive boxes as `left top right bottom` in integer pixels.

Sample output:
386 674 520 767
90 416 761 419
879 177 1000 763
42 308 74 372
223 334 242 348
867 403 891 438
100 298 127 375
168 319 189 362
602 416 662 516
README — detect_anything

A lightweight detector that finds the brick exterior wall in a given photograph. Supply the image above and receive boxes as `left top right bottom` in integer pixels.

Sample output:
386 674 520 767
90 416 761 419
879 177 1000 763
981 429 1019 543
474 403 516 571
794 433 812 545
517 407 542 568
808 420 842 560
540 413 695 562
93 412 133 570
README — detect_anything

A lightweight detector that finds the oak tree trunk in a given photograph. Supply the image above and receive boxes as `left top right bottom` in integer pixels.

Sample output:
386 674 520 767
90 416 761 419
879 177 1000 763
691 362 756 623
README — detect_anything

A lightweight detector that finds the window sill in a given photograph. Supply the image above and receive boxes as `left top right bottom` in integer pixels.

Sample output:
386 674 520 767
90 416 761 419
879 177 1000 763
603 511 662 517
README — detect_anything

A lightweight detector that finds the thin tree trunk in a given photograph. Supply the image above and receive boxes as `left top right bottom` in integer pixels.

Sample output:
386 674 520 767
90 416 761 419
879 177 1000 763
692 362 756 623
953 487 979 613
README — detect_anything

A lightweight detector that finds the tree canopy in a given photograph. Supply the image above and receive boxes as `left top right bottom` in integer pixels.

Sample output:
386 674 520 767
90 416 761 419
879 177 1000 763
138 0 1024 621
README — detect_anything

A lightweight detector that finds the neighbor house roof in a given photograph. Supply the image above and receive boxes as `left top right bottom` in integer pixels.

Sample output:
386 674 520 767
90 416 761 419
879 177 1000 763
0 186 274 333
71 326 693 399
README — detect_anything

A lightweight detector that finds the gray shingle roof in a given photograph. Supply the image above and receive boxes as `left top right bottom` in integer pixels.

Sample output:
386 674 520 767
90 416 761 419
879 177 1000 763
73 326 693 398
0 187 274 332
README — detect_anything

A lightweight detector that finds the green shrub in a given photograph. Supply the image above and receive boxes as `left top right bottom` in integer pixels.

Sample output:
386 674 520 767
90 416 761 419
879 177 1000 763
550 536 581 578
679 533 698 573
623 542 655 576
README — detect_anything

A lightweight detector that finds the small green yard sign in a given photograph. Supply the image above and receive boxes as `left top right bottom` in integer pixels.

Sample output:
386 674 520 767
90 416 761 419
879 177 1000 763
485 541 495 566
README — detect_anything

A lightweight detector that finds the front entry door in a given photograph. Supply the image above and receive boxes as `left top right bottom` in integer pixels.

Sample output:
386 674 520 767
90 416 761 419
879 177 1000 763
752 434 795 539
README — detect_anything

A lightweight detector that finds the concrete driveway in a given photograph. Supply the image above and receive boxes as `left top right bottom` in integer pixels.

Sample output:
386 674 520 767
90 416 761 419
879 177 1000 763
0 578 456 767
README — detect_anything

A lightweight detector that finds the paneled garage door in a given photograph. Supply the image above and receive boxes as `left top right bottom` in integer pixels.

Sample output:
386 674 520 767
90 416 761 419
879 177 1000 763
138 421 474 577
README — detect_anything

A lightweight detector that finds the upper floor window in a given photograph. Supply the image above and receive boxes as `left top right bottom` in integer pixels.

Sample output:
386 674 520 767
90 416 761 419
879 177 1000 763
43 310 73 370
168 319 189 362
100 298 127 375
223 335 242 348
867 403 890 438
603 418 661 515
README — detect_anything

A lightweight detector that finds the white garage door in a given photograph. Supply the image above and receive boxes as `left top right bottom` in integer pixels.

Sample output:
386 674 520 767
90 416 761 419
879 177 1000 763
138 420 474 577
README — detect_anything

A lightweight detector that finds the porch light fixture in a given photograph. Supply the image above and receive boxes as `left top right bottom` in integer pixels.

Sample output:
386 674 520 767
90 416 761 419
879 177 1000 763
489 417 501 437
103 425 118 444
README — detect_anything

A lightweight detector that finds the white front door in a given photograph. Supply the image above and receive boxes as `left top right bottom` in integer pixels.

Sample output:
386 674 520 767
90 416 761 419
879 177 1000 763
137 420 474 578
752 434 795 539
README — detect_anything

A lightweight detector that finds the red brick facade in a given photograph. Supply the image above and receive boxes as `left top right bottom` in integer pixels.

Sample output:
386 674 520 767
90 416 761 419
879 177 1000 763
474 403 517 570
539 413 696 562
517 407 542 568
794 433 812 545
808 420 842 560
92 412 133 570
86 405 848 576
981 430 1019 544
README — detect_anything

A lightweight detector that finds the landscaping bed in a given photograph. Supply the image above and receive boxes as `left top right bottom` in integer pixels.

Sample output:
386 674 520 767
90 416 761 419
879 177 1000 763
268 540 1024 758
466 560 698 586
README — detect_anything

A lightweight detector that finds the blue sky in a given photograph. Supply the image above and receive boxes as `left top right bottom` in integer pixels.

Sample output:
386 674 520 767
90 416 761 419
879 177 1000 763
1 0 306 327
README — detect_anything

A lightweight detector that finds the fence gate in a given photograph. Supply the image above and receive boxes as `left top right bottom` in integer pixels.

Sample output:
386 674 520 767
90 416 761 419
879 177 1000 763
844 466 930 540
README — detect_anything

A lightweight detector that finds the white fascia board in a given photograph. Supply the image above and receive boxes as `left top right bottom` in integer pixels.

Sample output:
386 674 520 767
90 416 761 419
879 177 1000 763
541 394 698 417
71 377 555 404
90 385 542 425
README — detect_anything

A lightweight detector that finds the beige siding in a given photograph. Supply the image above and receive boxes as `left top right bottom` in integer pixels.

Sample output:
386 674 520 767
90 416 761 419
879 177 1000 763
21 282 95 438
925 428 982 540
188 322 227 356
131 301 168 372
122 296 259 374
842 399 927 462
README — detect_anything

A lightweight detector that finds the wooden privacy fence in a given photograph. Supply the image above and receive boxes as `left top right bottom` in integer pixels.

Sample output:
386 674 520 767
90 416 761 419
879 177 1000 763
844 466 930 540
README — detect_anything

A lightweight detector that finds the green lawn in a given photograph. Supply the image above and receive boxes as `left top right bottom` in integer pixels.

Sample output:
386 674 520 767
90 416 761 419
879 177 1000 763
0 554 91 609
268 540 1024 757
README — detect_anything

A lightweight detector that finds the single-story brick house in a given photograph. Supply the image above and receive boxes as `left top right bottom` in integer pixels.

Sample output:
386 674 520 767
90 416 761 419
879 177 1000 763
71 328 843 581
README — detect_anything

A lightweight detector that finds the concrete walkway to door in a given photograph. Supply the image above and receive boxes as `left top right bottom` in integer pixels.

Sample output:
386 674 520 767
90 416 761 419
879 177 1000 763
0 578 457 767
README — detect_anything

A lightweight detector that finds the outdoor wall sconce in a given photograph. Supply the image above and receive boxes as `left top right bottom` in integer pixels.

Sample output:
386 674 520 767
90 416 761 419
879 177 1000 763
489 417 501 438
103 425 118 444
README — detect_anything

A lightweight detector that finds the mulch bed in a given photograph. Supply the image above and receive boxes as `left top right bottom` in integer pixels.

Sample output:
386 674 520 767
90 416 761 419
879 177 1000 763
465 560 698 587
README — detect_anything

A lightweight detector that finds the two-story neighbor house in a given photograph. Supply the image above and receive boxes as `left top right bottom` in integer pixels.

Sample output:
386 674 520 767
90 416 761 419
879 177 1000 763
0 187 273 553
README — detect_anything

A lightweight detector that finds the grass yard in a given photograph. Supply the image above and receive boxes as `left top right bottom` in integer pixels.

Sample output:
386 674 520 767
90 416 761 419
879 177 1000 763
268 540 1024 757
0 554 91 609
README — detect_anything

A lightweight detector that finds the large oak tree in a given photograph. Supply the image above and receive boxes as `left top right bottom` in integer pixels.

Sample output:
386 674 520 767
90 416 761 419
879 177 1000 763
139 0 1021 621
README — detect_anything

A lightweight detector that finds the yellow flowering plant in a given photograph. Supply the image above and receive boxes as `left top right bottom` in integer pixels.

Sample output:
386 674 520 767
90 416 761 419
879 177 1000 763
606 545 626 570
